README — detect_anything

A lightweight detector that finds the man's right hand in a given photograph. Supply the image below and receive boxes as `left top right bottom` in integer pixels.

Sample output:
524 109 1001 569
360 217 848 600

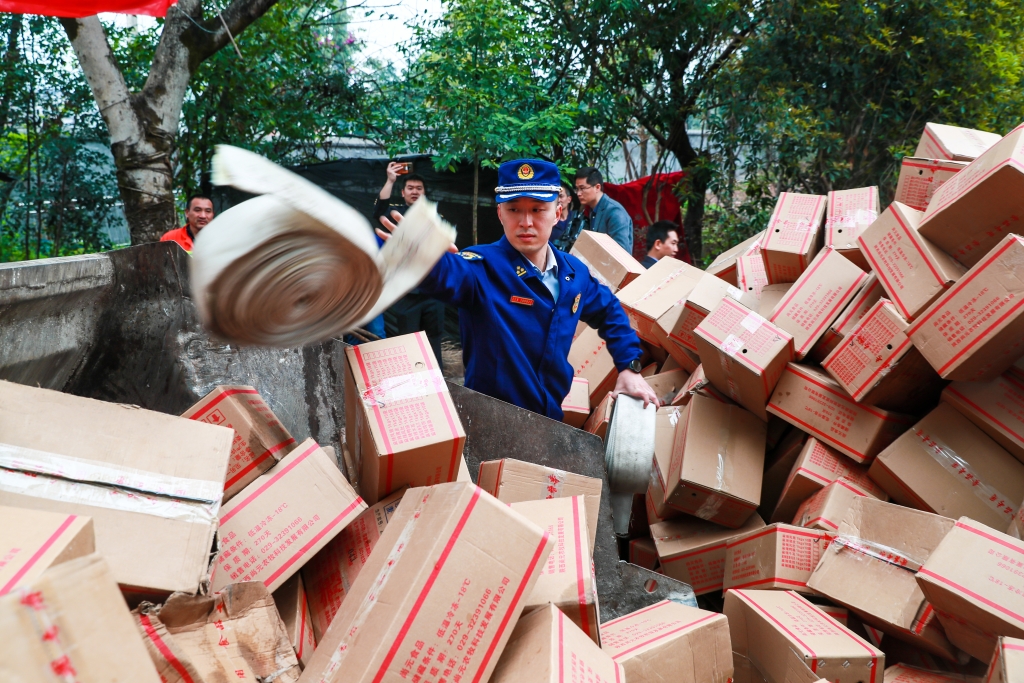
385 161 402 183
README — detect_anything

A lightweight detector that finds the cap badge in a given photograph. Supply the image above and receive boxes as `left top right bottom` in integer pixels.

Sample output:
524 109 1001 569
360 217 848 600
517 164 535 180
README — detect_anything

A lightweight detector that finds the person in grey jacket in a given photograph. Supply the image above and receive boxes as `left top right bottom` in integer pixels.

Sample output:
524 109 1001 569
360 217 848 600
574 167 634 253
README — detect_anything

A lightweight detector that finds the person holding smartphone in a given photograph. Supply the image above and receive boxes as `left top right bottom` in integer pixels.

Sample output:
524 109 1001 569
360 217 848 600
373 161 427 224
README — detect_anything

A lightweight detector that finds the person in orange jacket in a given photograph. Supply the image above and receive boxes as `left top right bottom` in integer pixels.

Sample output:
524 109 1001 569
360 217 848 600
160 195 215 252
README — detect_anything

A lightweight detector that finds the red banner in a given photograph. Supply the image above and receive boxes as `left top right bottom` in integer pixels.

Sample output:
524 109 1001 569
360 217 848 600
602 171 691 264
0 0 175 17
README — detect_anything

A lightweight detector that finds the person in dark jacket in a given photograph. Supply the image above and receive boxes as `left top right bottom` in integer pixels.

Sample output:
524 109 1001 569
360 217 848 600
641 220 681 268
574 167 633 253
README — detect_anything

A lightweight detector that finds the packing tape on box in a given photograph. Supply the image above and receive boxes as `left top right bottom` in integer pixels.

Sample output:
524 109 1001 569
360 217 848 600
361 369 448 408
605 395 657 535
913 428 1017 521
693 414 735 521
829 534 924 572
191 145 455 347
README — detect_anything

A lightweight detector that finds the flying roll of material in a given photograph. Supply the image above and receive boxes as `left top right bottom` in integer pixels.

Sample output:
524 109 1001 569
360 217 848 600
604 395 657 536
190 145 456 347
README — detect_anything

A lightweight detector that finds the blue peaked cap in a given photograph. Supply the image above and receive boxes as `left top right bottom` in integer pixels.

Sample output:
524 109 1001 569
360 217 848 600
494 159 561 204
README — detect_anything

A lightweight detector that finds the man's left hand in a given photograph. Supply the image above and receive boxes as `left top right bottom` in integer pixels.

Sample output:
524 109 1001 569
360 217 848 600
612 369 660 409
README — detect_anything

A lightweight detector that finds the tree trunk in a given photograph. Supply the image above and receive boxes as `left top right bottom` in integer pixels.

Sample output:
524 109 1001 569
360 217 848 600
60 0 279 245
681 162 709 264
472 153 479 246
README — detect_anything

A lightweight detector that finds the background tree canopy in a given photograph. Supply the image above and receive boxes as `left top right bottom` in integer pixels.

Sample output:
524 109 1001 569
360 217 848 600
1 0 1023 261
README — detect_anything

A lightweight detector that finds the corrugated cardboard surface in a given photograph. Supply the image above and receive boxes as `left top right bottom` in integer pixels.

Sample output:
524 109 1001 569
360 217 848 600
617 256 705 346
767 363 914 464
0 380 232 596
490 604 624 683
478 458 602 555
274 573 317 668
857 202 964 322
914 122 1001 162
212 439 366 593
918 124 1024 267
669 272 751 354
807 497 957 659
512 497 598 644
346 331 466 504
628 537 659 570
724 523 833 593
895 157 967 211
987 636 1024 683
822 298 946 413
651 513 765 595
600 600 732 683
943 372 1024 464
0 553 161 683
645 368 690 406
760 192 827 284
917 517 1024 661
793 478 877 531
826 186 880 258
738 246 770 299
868 403 1024 531
584 393 615 441
810 272 885 363
570 229 645 292
882 663 979 682
0 505 94 596
569 324 619 405
724 589 883 683
695 298 794 421
561 377 591 428
648 406 684 523
665 393 766 528
769 247 869 359
302 487 404 641
707 231 765 286
299 482 553 683
183 385 297 501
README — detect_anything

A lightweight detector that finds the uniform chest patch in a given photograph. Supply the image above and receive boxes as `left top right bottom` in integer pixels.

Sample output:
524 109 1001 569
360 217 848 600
460 251 483 260
572 292 581 314
510 296 534 306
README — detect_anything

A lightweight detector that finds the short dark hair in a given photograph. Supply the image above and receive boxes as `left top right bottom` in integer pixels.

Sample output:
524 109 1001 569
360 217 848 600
646 221 679 251
402 174 427 193
186 194 213 211
574 167 603 187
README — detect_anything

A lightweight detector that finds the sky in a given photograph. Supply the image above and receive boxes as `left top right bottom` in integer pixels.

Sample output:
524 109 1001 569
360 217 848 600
349 0 443 69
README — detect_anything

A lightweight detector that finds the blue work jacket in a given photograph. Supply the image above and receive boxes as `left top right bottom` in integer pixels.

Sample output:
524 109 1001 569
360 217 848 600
418 236 642 420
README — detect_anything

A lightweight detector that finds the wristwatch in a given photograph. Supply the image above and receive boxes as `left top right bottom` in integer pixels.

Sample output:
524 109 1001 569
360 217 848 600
628 358 643 373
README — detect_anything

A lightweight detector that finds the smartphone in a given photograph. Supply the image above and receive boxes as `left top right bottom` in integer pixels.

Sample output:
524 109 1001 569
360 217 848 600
394 161 412 175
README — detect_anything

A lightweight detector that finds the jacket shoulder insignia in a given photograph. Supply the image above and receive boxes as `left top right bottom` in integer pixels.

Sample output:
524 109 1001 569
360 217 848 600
460 250 484 261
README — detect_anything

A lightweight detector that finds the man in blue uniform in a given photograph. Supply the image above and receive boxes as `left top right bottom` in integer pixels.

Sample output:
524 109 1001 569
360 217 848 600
378 158 658 420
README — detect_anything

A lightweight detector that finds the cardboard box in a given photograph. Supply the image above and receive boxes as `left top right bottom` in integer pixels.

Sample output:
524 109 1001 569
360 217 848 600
629 537 659 570
769 247 869 359
738 244 770 299
857 202 965 322
645 487 679 524
345 331 466 505
759 429 809 519
723 523 833 593
0 505 94 596
275 573 318 667
478 458 602 555
822 298 946 413
651 513 766 595
302 487 405 641
918 124 1024 268
724 589 884 683
943 372 1024 464
807 497 958 660
570 229 646 292
868 403 1024 531
300 482 553 683
561 377 591 428
648 406 684 524
211 438 366 593
137 581 302 683
0 554 161 683
511 497 599 645
826 186 880 269
584 393 615 441
770 435 887 525
895 157 968 211
910 235 1024 381
457 453 471 481
0 380 232 597
645 368 690 406
809 272 885 362
664 393 766 528
883 664 982 682
600 600 733 683
760 192 828 284
617 255 705 346
767 363 915 464
694 298 794 421
490 604 624 683
672 363 732 407
665 271 752 356
183 385 298 501
569 323 619 406
986 636 1024 683
759 283 793 318
707 231 766 286
793 477 880 530
916 517 1024 661
914 122 1001 162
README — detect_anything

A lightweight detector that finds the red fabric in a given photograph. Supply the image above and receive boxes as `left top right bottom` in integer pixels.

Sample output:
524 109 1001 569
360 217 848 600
160 225 193 253
602 171 691 264
0 0 176 17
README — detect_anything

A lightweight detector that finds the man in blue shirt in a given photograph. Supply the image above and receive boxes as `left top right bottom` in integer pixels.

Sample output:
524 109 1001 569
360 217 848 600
377 159 658 420
575 167 634 253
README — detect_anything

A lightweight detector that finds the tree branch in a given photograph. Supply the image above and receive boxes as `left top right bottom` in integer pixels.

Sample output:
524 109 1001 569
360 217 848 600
185 0 281 67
